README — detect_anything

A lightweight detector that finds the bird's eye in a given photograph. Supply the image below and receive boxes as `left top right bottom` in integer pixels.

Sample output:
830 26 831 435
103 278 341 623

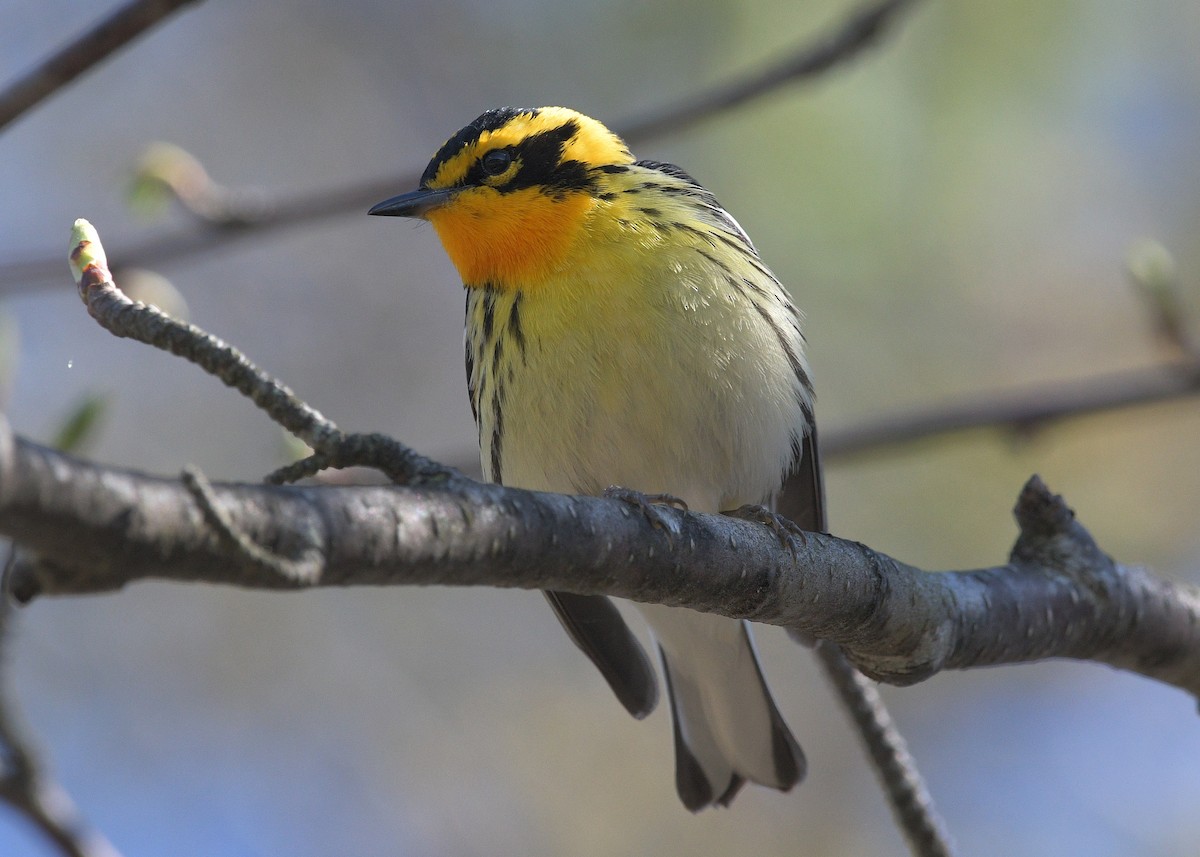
481 149 512 176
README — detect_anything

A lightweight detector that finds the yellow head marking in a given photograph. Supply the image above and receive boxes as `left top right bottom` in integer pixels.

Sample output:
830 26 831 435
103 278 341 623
415 107 635 289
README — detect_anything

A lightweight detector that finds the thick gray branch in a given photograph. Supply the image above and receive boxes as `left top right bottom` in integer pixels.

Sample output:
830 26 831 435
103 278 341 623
2 422 1197 699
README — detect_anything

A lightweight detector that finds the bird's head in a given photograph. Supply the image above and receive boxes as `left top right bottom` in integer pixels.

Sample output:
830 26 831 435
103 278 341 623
370 107 634 290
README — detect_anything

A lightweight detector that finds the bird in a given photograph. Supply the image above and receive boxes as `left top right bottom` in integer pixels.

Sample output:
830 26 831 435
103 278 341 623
369 106 823 811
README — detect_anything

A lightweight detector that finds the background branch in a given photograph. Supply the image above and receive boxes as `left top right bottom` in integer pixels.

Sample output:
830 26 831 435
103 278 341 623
821 358 1200 459
0 0 200 132
618 0 922 143
0 0 924 294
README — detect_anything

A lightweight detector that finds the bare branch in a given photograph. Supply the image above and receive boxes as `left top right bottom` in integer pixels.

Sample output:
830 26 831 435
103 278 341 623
1 420 1196 699
68 223 960 850
821 359 1200 459
0 0 922 293
814 642 955 857
69 219 342 449
68 219 454 495
619 0 923 145
0 552 124 857
0 0 201 133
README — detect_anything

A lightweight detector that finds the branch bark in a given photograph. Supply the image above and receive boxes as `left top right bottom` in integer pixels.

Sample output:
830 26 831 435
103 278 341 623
2 420 1197 700
0 0 201 133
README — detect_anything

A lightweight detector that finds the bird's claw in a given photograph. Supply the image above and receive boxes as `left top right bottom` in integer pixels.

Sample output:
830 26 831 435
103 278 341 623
604 486 688 537
728 504 808 556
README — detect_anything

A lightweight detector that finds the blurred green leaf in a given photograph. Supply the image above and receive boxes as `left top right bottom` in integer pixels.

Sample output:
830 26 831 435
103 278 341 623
1127 238 1190 352
279 427 313 464
52 394 108 454
0 311 18 411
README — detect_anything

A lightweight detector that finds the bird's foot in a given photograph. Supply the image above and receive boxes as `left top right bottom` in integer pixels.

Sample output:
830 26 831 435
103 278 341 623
603 486 689 536
728 504 808 556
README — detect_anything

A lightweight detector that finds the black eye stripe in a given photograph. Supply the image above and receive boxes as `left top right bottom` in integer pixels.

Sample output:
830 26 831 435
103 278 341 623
420 107 535 187
427 116 598 195
493 121 593 195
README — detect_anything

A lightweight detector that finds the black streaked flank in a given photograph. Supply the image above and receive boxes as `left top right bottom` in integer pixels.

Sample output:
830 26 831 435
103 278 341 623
745 286 814 402
464 334 477 423
473 368 487 448
481 290 496 343
710 229 756 259
674 220 716 249
635 160 721 207
508 295 526 357
492 332 505 382
738 275 770 299
490 381 504 483
694 247 734 276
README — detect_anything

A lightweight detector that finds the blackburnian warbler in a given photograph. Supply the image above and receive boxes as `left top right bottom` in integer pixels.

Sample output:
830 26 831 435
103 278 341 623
370 106 822 811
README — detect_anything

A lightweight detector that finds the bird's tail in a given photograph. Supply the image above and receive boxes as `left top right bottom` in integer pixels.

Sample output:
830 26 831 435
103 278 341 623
638 604 805 811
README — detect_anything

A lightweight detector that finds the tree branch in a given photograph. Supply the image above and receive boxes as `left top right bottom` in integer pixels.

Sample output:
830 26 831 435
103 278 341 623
822 359 1200 459
0 551 124 857
64 221 959 854
814 642 955 857
1 419 1196 700
0 0 201 133
0 0 923 293
618 0 922 144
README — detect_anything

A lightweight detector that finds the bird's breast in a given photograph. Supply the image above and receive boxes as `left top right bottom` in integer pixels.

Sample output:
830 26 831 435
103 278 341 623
466 237 808 512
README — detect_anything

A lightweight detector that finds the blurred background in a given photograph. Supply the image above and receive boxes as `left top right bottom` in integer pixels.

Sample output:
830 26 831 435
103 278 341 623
2 1 1200 854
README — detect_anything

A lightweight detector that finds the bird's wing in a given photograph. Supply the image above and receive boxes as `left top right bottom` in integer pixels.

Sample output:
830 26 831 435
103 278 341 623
776 422 826 533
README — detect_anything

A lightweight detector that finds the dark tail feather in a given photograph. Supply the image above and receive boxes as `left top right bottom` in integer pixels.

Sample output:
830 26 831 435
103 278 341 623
659 647 745 811
543 591 659 719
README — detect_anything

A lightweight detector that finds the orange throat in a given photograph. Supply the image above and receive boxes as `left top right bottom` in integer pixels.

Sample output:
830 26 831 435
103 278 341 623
426 186 595 290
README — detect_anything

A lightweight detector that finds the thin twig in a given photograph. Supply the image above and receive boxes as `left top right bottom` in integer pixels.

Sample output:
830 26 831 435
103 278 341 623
419 353 1200 479
620 0 922 145
69 219 342 450
0 0 922 293
0 0 201 132
0 550 123 857
815 642 956 857
69 221 450 486
181 465 323 581
822 359 1200 459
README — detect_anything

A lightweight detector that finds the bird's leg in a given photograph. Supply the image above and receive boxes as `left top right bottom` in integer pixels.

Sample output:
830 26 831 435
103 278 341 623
727 504 808 555
603 486 689 535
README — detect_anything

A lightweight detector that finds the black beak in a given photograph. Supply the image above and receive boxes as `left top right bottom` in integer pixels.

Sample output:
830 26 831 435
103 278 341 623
368 187 456 218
